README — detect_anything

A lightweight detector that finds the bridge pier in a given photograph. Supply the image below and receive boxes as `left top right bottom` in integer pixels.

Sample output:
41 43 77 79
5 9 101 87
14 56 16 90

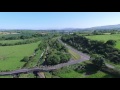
33 71 39 78
13 74 19 78
37 72 45 78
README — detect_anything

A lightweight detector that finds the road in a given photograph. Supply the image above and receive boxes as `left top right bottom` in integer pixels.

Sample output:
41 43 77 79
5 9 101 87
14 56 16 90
58 39 90 61
0 39 90 76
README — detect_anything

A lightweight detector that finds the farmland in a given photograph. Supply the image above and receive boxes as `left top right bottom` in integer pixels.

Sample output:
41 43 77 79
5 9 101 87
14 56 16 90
85 34 120 49
0 41 40 71
85 34 120 42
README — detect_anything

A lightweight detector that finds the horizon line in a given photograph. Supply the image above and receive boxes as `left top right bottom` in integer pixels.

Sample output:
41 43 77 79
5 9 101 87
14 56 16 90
0 23 120 30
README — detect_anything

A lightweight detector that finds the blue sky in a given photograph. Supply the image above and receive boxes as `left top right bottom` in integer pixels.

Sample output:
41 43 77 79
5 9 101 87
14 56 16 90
0 12 120 29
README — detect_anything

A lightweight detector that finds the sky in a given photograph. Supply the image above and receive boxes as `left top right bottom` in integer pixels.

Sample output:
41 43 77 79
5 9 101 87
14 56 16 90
0 12 120 30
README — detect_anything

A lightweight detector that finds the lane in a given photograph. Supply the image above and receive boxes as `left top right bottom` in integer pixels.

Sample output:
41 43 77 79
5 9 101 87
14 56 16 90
58 38 90 61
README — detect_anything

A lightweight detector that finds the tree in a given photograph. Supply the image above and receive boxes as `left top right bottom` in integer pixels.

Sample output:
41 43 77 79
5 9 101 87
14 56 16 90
110 55 120 64
90 54 105 69
60 54 69 63
105 40 116 46
46 54 60 65
21 56 29 62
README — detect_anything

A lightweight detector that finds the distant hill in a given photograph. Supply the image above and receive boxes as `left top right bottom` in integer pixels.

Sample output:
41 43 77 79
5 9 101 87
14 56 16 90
1 24 120 31
58 24 120 31
86 24 120 30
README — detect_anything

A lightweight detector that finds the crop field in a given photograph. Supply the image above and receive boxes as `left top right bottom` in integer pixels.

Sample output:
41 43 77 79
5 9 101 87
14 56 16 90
85 34 120 49
0 41 40 71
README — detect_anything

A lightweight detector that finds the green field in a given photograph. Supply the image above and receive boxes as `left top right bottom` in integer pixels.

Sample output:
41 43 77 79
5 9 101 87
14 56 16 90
55 70 85 78
114 41 120 49
86 71 114 78
56 70 113 78
0 41 40 71
86 34 120 42
0 75 13 78
86 34 120 49
19 73 35 78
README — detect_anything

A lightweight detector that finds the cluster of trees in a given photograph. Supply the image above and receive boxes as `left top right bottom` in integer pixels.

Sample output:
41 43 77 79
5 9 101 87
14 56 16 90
38 41 47 50
46 52 70 65
45 40 71 65
48 40 68 52
61 34 120 64
0 34 33 40
90 54 106 69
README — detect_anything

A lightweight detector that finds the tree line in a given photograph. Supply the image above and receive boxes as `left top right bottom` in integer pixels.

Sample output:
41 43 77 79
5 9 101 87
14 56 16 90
0 38 40 46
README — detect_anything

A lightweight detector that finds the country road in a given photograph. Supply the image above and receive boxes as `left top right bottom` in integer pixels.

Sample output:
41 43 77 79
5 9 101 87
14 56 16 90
0 39 90 76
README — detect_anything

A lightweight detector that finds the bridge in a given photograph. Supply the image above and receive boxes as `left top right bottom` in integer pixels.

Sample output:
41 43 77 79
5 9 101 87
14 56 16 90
0 55 90 76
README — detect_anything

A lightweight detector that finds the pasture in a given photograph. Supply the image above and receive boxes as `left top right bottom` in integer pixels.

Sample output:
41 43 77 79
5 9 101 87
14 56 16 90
0 41 40 71
85 34 120 49
86 34 120 42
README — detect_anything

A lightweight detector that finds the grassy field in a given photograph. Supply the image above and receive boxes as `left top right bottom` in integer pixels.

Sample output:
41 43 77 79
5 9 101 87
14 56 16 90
0 41 40 71
56 70 85 78
0 75 13 78
86 71 114 78
19 73 35 78
86 34 120 49
56 70 113 78
86 34 120 42
68 49 80 60
114 41 120 49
